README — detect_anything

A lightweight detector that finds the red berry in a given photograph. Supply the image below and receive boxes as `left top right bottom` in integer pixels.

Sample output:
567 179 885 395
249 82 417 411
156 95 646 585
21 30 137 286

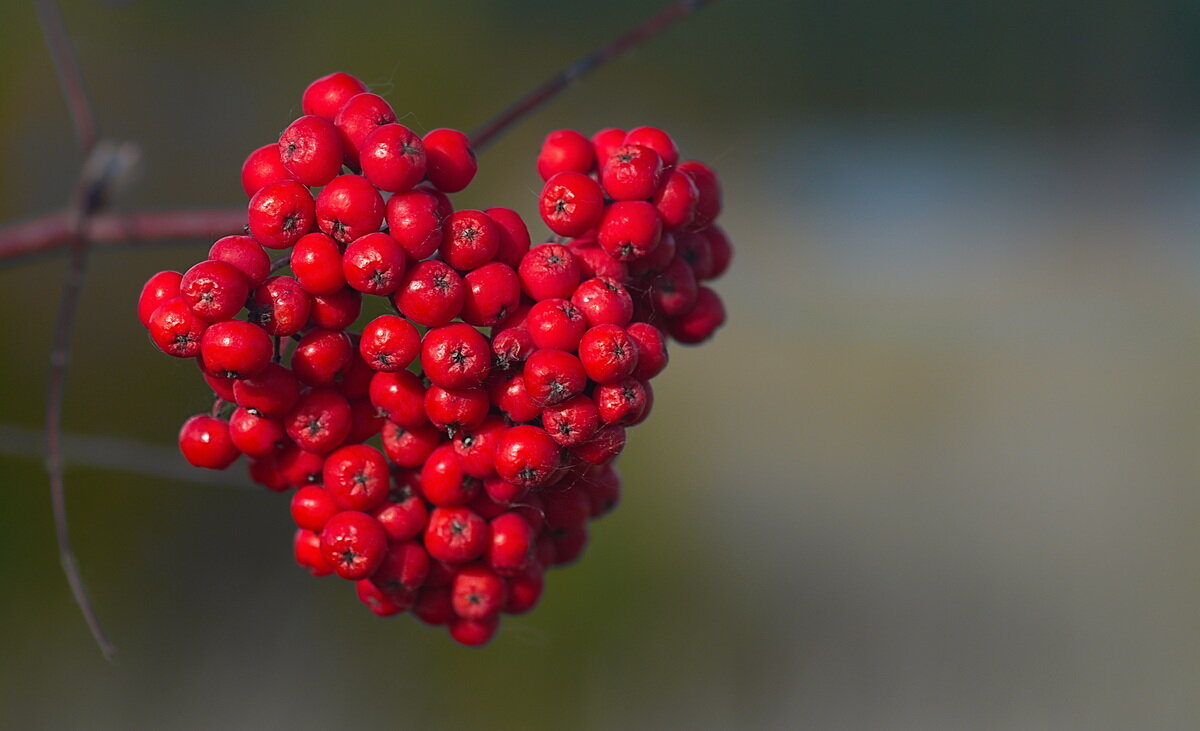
248 275 312 336
522 348 587 407
148 298 207 358
424 507 489 563
424 385 489 433
385 189 445 261
701 225 733 280
505 567 545 614
526 298 587 351
594 378 648 425
518 243 580 301
208 235 270 288
360 123 426 193
440 210 500 272
591 127 626 167
180 260 249 323
414 586 455 625
422 128 477 192
178 414 239 469
623 126 679 167
291 232 346 295
601 144 663 201
550 525 588 566
381 421 441 468
571 425 626 465
247 180 315 250
345 397 385 443
483 476 526 505
291 484 339 531
578 324 638 384
668 285 725 344
568 239 628 282
233 362 300 417
342 231 407 295
336 351 375 401
369 369 426 428
393 259 464 327
488 371 542 424
452 564 507 619
537 129 595 180
494 425 561 488
420 323 491 389
628 229 677 278
228 407 285 457
539 172 604 237
320 511 389 580
627 322 668 380
200 320 272 378
333 93 397 169
292 329 353 386
308 287 362 330
487 512 535 576
461 262 520 327
451 415 507 478
542 394 600 446
302 72 368 119
484 207 531 269
491 326 536 370
421 444 481 507
677 160 722 229
675 230 714 280
240 144 292 197
323 444 390 511
359 314 420 372
543 487 591 532
285 388 352 454
448 614 499 646
202 368 237 402
571 276 633 327
649 256 699 317
581 463 622 517
278 115 344 187
372 475 428 542
356 578 412 616
373 540 431 594
278 445 327 487
314 174 384 244
598 200 662 262
294 528 334 576
651 168 699 230
137 270 182 328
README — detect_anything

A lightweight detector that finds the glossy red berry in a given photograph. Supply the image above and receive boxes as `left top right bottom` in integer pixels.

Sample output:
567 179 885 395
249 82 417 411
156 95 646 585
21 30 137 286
228 407 285 457
541 394 600 446
342 231 407 295
651 168 699 230
359 314 419 372
505 567 545 614
232 362 300 417
373 540 431 594
291 484 340 531
319 511 389 580
491 326 536 370
518 243 580 301
308 287 362 330
591 127 626 167
649 256 699 317
323 444 390 511
148 297 208 358
422 128 477 192
278 445 327 488
598 200 662 262
484 206 531 269
578 324 638 384
314 174 384 244
240 144 292 197
385 189 445 261
537 129 595 180
294 528 334 576
200 320 272 378
414 585 454 625
677 160 722 229
424 506 489 563
247 179 315 250
628 229 677 278
452 564 507 619
292 329 353 386
488 370 542 424
373 476 429 542
461 262 520 327
486 512 535 576
248 275 312 336
178 414 240 469
290 232 346 295
179 260 249 323
393 260 464 327
571 425 626 466
493 425 561 489
208 235 271 288
539 171 604 237
668 285 726 344
381 421 441 468
522 348 587 406
675 230 714 280
440 210 500 271
451 416 506 478
702 225 733 280
571 276 634 327
137 270 182 328
360 123 426 193
568 239 629 282
526 298 587 351
278 115 344 187
333 93 397 170
581 463 622 517
627 322 668 380
420 323 491 389
285 388 352 454
421 444 481 507
356 579 411 616
369 369 426 428
302 71 368 119
448 614 499 647
623 126 679 168
594 378 648 425
601 144 663 201
424 385 489 433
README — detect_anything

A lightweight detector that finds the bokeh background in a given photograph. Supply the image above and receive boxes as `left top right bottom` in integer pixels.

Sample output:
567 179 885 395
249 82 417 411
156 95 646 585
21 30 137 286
2 0 1199 728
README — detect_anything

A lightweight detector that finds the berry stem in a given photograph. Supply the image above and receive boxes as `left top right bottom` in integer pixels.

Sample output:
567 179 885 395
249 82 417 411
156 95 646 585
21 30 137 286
468 0 721 152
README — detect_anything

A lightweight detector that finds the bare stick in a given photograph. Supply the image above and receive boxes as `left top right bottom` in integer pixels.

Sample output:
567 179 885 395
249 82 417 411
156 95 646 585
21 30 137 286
469 0 719 152
35 0 97 151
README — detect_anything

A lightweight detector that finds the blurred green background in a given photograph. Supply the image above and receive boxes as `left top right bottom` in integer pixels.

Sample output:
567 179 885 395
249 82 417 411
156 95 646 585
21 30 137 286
3 0 1200 728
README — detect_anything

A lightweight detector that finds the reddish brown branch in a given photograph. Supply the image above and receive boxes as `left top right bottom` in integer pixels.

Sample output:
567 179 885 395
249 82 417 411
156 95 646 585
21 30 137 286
0 208 246 261
469 0 720 151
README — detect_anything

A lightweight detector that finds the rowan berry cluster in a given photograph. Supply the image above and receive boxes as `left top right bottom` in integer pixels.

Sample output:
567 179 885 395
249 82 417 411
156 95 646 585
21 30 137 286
136 71 732 646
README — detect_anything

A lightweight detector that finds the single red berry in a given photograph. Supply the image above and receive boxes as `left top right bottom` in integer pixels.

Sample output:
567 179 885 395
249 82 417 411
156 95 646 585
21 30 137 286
314 174 384 244
385 189 445 261
649 256 699 317
180 260 249 323
452 564 507 619
539 172 604 237
372 475 428 542
359 314 419 372
345 396 385 443
537 129 595 180
421 444 481 507
491 326 536 370
208 235 271 288
292 329 353 387
568 239 629 282
551 525 589 566
414 585 455 625
451 415 507 478
484 206 531 269
522 348 586 407
285 388 353 454
356 578 412 616
137 270 182 328
594 378 648 426
333 92 397 170
200 320 272 378
675 230 714 280
336 349 375 401
278 115 344 187
320 510 389 580
571 425 626 465
290 232 346 296
240 144 292 198
487 370 542 423
373 540 432 594
294 528 334 576
393 259 464 327
483 475 527 505
627 229 677 279
543 487 591 533
368 369 426 428
422 128 477 192
178 414 239 469
701 225 733 280
571 276 634 327
601 144 664 201
581 463 622 517
526 298 587 351
651 168 699 230
668 285 725 344
627 322 668 380
342 231 407 295
228 407 285 457
302 72 368 119
308 287 362 330
591 127 626 168
202 368 237 401
247 275 312 336
494 424 561 488
440 210 500 272
420 323 491 389
468 491 508 521
448 614 499 647
381 421 441 468
541 393 600 446
461 262 520 327
323 443 390 511
518 243 580 301
148 298 208 357
360 123 426 193
486 512 535 576
505 566 545 614
424 506 489 563
677 160 722 229
630 379 654 425
598 200 663 262
623 126 679 168
493 301 532 332
232 362 300 417
424 385 489 433
291 484 340 531
277 445 327 487
247 180 315 250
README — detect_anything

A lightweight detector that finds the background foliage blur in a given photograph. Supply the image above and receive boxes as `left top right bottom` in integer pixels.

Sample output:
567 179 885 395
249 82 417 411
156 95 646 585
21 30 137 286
2 0 1199 728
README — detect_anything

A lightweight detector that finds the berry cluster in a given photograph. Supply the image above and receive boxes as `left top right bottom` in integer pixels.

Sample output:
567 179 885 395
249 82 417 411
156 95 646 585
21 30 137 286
136 71 732 646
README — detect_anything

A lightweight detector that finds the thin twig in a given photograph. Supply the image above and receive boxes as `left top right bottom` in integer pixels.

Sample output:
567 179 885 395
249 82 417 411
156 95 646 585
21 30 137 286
468 0 720 152
35 0 97 151
0 208 245 262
